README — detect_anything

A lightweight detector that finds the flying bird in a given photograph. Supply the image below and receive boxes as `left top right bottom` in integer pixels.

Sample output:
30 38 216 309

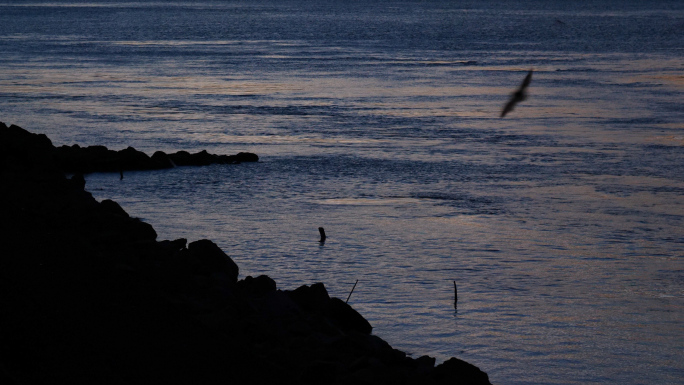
500 70 533 118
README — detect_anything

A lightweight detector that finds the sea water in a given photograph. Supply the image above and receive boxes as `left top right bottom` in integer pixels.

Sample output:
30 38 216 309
1 1 683 384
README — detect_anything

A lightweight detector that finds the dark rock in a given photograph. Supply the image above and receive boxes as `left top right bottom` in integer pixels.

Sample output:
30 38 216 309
190 149 214 166
216 155 238 164
158 238 187 252
151 150 174 168
324 298 373 335
237 275 277 297
300 360 343 384
129 219 158 243
233 152 259 163
1 123 58 175
187 239 239 283
95 215 158 244
167 150 192 166
70 173 86 190
100 199 129 217
0 122 492 385
432 357 491 384
54 144 118 173
287 282 331 311
258 290 302 320
168 150 216 166
415 355 436 369
117 146 156 170
54 140 258 173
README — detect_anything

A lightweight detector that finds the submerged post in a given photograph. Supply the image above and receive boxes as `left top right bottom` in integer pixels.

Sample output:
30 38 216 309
318 227 326 243
453 281 458 309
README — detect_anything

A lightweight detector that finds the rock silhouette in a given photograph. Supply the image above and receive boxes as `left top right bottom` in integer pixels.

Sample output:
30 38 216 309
0 122 491 384
54 142 258 174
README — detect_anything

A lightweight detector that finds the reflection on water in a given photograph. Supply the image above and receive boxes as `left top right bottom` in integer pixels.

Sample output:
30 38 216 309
1 1 683 384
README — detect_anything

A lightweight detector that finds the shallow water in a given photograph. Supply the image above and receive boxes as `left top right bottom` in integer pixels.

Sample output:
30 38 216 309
1 1 683 384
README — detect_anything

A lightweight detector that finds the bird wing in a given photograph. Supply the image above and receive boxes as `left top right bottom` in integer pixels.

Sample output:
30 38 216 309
500 98 516 118
518 70 533 92
501 70 533 118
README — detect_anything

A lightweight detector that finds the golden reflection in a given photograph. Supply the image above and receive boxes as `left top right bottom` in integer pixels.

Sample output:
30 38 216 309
646 134 684 146
318 198 424 206
190 134 394 146
652 74 684 88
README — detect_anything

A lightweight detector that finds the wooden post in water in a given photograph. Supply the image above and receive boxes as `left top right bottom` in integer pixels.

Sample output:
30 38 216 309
346 279 359 304
453 281 458 309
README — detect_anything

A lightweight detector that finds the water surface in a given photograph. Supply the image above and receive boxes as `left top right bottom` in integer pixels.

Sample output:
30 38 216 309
1 1 683 384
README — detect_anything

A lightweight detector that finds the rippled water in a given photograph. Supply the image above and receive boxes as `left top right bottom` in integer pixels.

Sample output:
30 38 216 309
1 1 683 384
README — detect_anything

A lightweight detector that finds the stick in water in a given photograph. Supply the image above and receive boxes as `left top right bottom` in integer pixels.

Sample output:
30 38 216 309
318 227 326 243
453 281 458 309
346 279 359 304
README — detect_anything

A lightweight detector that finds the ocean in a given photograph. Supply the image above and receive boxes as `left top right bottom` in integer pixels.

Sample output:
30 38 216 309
1 1 683 384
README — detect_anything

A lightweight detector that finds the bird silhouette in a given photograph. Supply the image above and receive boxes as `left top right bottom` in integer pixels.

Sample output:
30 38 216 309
500 70 533 118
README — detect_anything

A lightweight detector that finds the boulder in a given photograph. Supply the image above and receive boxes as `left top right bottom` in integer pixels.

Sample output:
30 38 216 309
432 357 491 385
237 275 277 298
287 282 331 311
158 238 187 252
189 150 215 166
151 150 175 168
168 150 214 166
187 239 239 284
232 152 259 163
324 298 373 335
100 199 129 217
70 173 86 190
117 146 156 170
300 360 343 384
166 150 189 166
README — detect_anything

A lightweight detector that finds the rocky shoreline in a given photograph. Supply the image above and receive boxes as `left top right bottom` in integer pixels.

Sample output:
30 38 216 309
54 140 258 174
0 122 491 384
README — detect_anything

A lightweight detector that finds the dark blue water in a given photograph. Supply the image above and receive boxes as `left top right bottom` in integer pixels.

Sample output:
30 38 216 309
1 1 683 384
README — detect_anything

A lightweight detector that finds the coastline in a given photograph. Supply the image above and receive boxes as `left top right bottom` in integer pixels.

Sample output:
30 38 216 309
0 122 491 384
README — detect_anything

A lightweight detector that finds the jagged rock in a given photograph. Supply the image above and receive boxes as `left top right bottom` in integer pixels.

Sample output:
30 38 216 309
70 173 86 190
55 144 120 173
52 138 258 173
237 275 277 298
90 213 158 244
0 122 492 385
187 239 239 283
151 150 175 168
287 282 331 311
167 150 192 166
232 152 259 163
1 122 57 174
300 360 344 384
258 290 302 319
413 355 437 372
432 357 491 384
325 298 373 335
100 199 129 217
158 238 187 252
117 146 156 170
168 149 213 166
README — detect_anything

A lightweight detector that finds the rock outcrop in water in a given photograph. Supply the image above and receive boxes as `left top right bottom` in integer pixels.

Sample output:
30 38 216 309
0 122 491 384
53 140 258 174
